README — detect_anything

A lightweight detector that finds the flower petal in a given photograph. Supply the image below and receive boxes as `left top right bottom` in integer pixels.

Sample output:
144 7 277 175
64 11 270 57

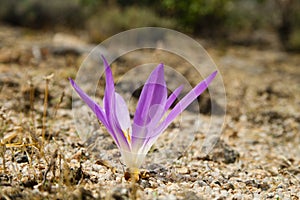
115 92 132 137
165 85 183 110
158 71 217 133
143 71 217 149
133 64 167 126
69 78 108 128
132 64 168 150
102 56 115 119
70 78 131 147
101 56 130 149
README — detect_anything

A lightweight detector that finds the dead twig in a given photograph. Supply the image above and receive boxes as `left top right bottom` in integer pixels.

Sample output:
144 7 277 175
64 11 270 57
42 149 58 186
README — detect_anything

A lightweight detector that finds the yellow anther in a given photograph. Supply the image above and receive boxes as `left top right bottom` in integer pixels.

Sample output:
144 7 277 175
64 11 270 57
123 128 131 143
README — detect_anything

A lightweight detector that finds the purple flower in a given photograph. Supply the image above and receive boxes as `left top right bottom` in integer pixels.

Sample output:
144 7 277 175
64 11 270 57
70 56 217 170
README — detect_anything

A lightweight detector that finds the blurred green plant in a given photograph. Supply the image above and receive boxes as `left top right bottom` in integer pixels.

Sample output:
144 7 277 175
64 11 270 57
160 0 234 34
274 0 300 50
87 5 176 42
0 0 299 50
0 0 85 29
109 0 235 35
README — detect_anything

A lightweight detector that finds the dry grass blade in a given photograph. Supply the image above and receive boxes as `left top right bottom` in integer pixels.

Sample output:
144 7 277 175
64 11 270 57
41 73 54 145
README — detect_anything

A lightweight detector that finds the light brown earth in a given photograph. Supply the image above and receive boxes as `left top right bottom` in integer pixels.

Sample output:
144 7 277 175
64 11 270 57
0 25 299 199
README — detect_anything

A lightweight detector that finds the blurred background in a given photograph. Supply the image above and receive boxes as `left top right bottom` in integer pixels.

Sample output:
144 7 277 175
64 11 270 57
0 0 300 51
0 1 299 199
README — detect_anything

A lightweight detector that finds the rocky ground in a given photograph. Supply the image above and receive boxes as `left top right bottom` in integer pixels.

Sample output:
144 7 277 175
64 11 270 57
0 25 299 199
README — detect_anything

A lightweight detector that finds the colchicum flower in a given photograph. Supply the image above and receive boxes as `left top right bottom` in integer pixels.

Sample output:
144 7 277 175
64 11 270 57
70 56 217 177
